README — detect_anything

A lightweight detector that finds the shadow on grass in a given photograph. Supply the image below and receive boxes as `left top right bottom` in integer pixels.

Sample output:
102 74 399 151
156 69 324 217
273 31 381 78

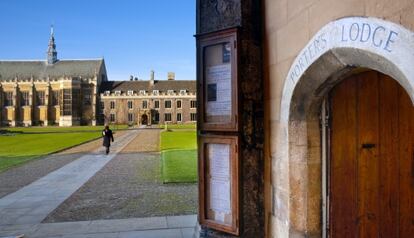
0 129 23 135
0 155 43 172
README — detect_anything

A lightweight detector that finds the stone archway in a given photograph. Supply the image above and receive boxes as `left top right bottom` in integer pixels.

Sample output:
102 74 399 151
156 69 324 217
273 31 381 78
275 17 414 237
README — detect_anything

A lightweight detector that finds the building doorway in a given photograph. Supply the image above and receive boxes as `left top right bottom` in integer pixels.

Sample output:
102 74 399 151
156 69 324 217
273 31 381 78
151 110 159 124
141 114 148 126
327 70 414 237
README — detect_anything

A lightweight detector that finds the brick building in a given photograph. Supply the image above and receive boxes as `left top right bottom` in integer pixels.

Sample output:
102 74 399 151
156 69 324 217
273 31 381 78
99 71 196 125
0 27 107 127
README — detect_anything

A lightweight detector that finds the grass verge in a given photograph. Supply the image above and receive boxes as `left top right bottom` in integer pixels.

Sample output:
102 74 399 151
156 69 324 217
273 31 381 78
0 125 125 172
160 129 197 183
159 123 196 130
2 125 129 133
160 130 196 151
161 149 197 183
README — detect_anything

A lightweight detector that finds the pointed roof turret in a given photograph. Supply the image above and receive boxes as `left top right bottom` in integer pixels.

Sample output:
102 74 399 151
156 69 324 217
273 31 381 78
47 25 58 64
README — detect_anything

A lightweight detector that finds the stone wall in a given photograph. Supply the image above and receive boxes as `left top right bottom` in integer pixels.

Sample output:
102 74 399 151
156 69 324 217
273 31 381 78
198 0 241 34
197 0 265 237
263 0 414 237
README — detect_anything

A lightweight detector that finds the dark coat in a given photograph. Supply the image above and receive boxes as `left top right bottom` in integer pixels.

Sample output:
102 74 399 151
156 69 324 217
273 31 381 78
102 129 114 147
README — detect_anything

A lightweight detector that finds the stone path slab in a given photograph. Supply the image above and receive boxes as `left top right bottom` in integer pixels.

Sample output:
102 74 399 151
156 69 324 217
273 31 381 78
44 128 197 222
0 215 196 238
0 129 139 227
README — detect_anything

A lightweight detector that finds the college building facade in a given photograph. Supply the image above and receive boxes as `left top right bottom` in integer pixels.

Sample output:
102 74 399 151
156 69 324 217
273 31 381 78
0 28 196 127
99 72 196 126
0 28 107 127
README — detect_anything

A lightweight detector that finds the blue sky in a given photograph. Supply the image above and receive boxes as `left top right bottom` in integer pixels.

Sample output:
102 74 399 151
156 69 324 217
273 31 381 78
0 1 196 81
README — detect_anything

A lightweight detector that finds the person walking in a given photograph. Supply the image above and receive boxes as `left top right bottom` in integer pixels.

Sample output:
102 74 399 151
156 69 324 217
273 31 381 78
102 125 114 155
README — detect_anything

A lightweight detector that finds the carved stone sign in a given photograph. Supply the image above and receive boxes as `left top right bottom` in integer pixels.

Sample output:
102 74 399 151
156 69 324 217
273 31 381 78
282 17 414 122
287 17 412 86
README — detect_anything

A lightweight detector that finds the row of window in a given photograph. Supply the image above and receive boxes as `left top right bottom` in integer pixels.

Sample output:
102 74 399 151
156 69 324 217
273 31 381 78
1 90 92 107
109 112 197 122
2 91 48 106
106 100 197 110
104 89 189 96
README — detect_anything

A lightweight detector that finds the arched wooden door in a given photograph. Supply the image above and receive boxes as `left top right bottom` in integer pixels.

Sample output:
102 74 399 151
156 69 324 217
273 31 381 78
329 71 414 237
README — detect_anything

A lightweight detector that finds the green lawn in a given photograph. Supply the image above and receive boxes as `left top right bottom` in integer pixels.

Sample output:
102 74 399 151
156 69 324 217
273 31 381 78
161 150 197 183
160 130 197 151
159 123 196 130
2 125 129 133
160 130 197 183
0 125 125 172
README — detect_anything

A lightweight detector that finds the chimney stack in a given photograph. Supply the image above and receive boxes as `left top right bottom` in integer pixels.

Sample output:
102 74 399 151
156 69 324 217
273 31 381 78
167 72 175 81
150 70 155 86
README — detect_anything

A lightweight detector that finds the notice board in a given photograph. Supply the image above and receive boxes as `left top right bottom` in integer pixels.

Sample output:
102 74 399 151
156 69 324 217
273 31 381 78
197 28 239 132
198 134 239 235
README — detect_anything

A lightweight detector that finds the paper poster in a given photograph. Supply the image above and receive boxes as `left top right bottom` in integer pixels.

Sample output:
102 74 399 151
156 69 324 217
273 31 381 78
206 64 232 117
208 144 231 214
215 211 226 223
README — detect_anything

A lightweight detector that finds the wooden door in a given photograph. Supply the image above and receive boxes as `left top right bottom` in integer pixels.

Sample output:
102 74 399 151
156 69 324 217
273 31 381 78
329 71 414 237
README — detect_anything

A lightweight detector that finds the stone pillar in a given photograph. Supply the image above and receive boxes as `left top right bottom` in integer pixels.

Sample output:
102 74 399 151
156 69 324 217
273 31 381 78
27 82 34 126
58 79 69 127
91 83 97 126
44 83 50 126
0 83 3 126
137 108 141 126
11 81 18 127
197 0 265 237
173 98 177 124
147 111 151 126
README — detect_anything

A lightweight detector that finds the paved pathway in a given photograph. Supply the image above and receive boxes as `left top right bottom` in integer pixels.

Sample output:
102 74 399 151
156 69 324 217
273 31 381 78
0 129 138 227
0 130 125 199
0 128 198 237
45 129 197 222
0 214 196 238
0 129 143 237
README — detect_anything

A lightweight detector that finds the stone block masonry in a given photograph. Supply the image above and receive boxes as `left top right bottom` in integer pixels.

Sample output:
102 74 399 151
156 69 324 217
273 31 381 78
197 0 265 237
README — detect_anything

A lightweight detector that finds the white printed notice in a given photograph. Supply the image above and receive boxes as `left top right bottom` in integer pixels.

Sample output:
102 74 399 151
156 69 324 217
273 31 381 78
208 143 231 215
206 64 232 117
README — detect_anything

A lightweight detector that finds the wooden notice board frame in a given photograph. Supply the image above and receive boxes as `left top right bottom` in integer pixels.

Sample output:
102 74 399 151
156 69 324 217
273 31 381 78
197 28 239 132
198 134 240 235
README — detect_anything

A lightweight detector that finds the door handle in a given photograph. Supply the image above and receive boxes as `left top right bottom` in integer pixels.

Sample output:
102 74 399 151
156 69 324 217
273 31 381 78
362 143 376 149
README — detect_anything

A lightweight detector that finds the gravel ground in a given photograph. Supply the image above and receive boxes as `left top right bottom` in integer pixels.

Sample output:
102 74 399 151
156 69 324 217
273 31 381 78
43 129 198 222
0 130 127 198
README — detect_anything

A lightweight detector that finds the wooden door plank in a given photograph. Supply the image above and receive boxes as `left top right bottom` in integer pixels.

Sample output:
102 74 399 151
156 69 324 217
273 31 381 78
330 71 414 237
330 76 358 237
398 85 414 237
378 75 400 237
357 72 380 238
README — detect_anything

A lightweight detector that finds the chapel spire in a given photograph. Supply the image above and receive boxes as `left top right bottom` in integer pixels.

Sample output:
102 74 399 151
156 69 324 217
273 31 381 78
47 25 58 64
